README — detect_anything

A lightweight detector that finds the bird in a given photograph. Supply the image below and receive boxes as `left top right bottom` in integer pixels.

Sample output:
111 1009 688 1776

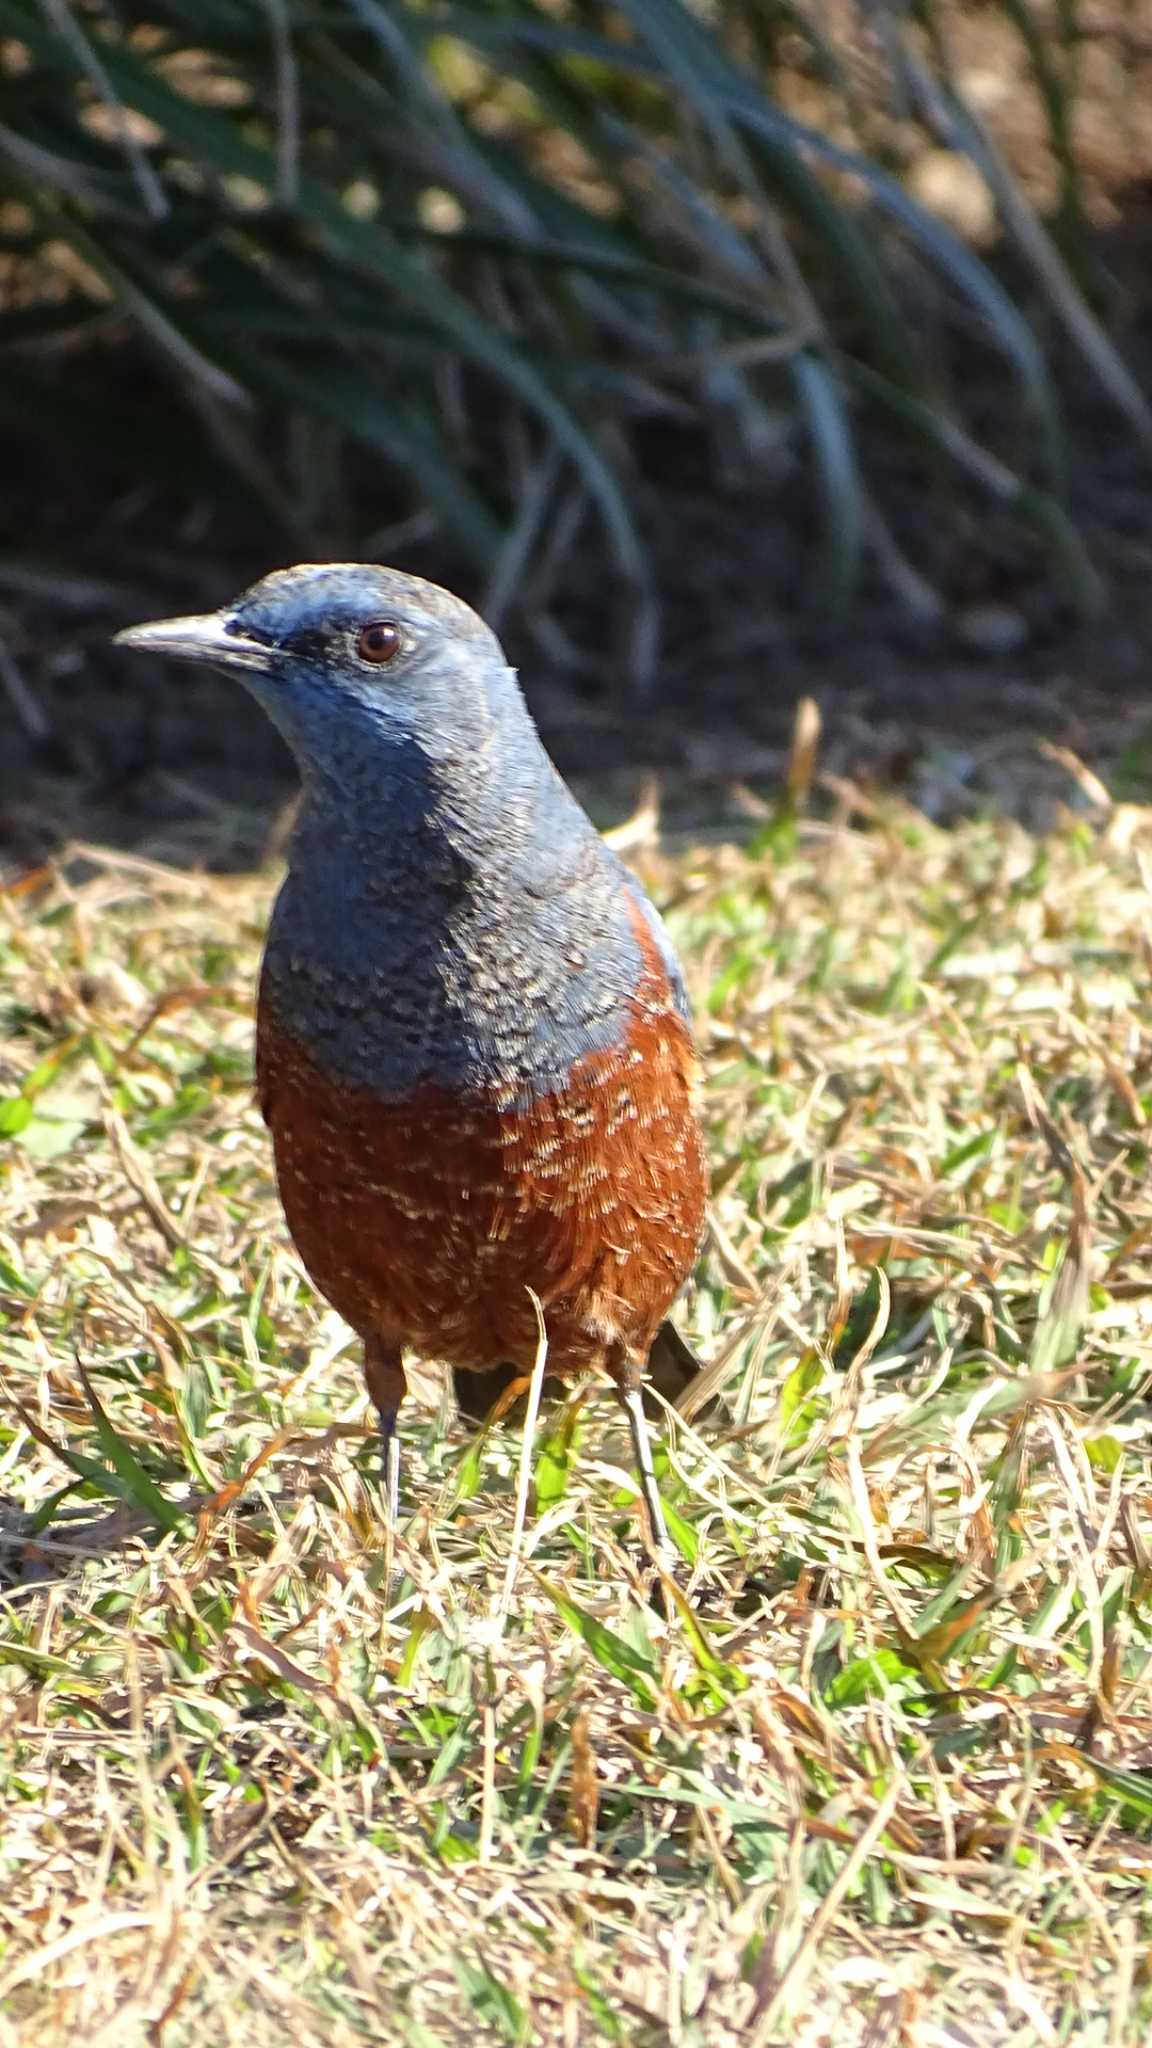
115 565 708 1554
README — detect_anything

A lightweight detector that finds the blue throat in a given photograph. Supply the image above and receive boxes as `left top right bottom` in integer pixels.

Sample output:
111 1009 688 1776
259 692 648 1105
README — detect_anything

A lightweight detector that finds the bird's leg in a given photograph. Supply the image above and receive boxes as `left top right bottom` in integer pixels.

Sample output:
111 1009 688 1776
612 1349 674 1565
363 1338 406 1522
379 1413 400 1527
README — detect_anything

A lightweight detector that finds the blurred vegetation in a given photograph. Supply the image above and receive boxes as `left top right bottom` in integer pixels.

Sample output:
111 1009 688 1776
1 1 1151 681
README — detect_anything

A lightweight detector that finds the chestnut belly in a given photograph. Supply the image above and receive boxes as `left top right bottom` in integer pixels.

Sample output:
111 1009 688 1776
256 1010 706 1375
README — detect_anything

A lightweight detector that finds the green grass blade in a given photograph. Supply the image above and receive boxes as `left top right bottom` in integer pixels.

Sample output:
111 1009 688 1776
74 1360 187 1532
534 1575 659 1707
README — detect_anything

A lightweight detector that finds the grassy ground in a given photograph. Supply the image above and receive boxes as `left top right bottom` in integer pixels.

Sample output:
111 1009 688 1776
2 762 1152 2046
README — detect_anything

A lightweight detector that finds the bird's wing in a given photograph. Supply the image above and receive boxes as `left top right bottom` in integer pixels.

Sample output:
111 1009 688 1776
621 867 692 1026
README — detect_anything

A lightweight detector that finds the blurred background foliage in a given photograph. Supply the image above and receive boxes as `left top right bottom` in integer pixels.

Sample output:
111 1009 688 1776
1 1 1151 701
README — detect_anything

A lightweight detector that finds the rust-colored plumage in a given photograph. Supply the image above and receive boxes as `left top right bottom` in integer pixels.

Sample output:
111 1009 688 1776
256 917 706 1410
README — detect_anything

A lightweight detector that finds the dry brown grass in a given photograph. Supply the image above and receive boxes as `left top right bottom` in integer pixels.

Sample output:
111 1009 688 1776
2 772 1152 2045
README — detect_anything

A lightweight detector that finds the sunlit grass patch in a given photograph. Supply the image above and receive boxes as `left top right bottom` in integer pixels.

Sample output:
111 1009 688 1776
2 793 1152 2045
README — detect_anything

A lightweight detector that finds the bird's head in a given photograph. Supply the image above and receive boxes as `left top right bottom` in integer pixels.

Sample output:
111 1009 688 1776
115 563 522 791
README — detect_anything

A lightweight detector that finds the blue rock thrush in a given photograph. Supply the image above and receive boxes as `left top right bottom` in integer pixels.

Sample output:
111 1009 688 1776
115 566 707 1549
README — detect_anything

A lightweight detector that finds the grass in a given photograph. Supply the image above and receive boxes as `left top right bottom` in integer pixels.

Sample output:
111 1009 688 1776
2 765 1152 2044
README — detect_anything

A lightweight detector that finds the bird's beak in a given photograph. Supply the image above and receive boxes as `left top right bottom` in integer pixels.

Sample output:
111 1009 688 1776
113 610 274 673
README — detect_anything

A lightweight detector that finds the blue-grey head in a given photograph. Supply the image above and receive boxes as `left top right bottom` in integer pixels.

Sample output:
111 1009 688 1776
115 563 681 1096
113 563 540 805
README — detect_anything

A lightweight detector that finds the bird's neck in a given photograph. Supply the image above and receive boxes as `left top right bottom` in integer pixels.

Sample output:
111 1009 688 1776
287 715 583 899
261 724 642 1103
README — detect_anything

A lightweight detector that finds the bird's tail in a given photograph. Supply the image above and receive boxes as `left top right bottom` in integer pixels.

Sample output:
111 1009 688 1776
644 1319 704 1406
452 1319 714 1426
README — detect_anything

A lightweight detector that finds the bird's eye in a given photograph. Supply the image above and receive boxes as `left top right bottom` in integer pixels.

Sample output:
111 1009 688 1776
356 621 402 665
